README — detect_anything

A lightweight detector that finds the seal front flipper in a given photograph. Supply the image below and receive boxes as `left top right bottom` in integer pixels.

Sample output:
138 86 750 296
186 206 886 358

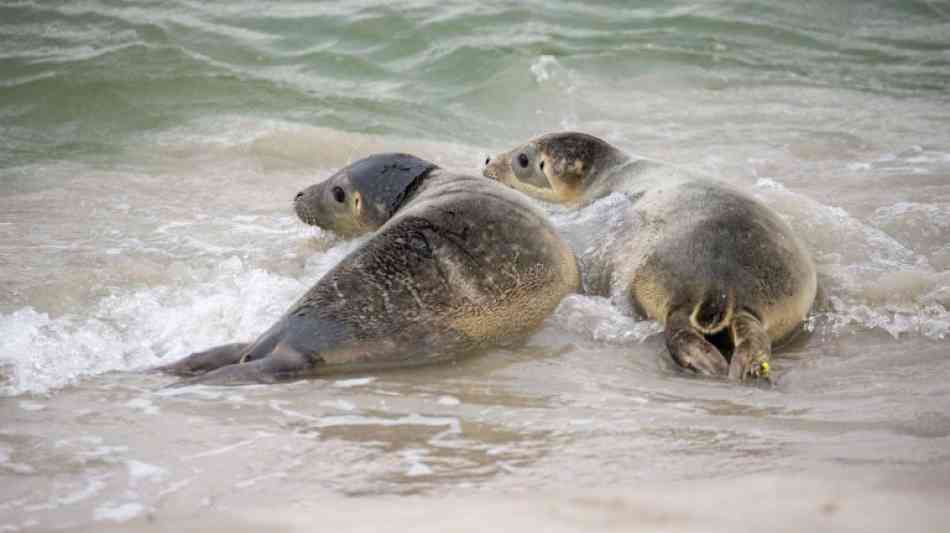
728 311 772 382
155 342 250 377
155 320 285 377
664 308 729 376
171 343 317 387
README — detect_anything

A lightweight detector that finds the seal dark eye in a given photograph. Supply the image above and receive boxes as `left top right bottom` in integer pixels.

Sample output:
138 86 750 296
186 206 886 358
518 153 529 168
332 186 345 203
485 157 490 166
539 161 545 170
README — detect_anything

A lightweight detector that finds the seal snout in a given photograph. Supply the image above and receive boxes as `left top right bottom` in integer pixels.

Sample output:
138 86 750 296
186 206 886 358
482 161 498 180
294 181 325 227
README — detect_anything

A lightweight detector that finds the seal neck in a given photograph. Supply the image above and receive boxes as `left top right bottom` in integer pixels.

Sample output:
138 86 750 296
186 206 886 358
388 164 437 216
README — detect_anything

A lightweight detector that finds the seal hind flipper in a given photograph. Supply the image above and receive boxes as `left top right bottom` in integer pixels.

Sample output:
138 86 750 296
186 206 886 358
664 308 729 376
728 311 772 381
155 342 250 377
170 342 318 387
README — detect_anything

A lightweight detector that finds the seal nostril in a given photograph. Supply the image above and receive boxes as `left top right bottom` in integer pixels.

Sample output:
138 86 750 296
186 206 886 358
294 191 304 201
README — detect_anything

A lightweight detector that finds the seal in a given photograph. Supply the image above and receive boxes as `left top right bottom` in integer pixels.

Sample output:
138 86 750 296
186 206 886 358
484 132 817 380
158 153 579 385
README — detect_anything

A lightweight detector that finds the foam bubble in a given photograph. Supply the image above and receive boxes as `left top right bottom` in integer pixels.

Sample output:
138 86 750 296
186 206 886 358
18 401 45 412
126 460 166 486
321 399 357 411
402 449 433 477
24 476 108 512
314 414 460 433
93 501 145 523
527 55 579 129
333 377 376 389
125 397 159 416
810 300 949 340
437 396 460 406
550 295 663 344
547 192 633 297
530 55 561 83
0 444 35 475
302 236 369 282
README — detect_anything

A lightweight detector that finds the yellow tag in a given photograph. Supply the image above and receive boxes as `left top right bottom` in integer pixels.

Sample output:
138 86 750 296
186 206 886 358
759 361 770 377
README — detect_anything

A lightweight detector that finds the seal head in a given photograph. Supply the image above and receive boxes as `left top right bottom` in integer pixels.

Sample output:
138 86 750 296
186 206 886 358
484 132 628 204
295 153 437 237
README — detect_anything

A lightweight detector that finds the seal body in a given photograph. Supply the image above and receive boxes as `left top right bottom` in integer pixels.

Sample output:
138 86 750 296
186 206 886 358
159 154 579 385
484 133 816 380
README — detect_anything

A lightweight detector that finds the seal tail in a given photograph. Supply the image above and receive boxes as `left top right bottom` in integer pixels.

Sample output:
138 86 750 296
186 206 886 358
689 286 735 335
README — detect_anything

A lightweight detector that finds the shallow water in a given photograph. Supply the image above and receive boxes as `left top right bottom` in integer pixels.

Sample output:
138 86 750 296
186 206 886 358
1 1 949 531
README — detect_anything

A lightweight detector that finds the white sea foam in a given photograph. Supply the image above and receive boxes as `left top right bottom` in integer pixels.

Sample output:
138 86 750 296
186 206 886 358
437 396 460 406
402 449 434 477
93 501 145 523
0 445 34 475
550 295 663 344
320 399 357 411
24 476 108 512
0 242 365 396
314 414 461 433
17 401 45 412
183 439 257 461
125 397 160 416
530 55 561 83
528 54 580 129
127 460 167 486
751 178 950 340
333 377 376 388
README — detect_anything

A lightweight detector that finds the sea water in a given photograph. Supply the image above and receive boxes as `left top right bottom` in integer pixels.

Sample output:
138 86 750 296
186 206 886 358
1 1 949 531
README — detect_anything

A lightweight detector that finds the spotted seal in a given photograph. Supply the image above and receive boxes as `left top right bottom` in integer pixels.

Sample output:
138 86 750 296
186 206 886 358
158 153 579 385
484 132 817 380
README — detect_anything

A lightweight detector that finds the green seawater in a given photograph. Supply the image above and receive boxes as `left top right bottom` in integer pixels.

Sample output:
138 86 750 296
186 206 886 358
2 0 948 168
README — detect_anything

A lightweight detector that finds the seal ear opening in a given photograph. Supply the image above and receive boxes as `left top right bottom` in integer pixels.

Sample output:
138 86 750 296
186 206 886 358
352 190 363 218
